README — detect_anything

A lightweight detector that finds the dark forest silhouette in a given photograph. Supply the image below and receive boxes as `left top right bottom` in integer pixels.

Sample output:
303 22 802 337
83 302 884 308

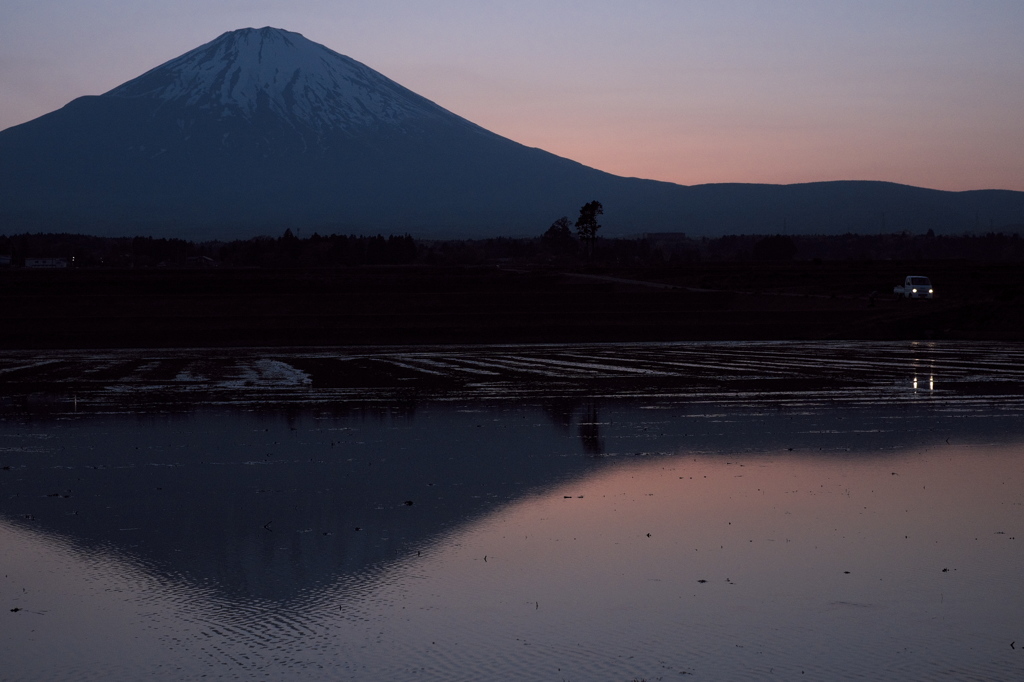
2 228 1022 269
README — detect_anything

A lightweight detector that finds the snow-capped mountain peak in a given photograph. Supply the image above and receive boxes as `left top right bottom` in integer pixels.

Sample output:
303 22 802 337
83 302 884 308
105 27 458 134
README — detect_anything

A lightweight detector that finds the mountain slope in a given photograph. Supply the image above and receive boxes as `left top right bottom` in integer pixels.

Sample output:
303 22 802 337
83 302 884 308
104 26 464 135
1 27 1022 239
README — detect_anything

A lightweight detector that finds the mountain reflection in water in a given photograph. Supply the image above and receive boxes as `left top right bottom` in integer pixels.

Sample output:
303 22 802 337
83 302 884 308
1 342 1024 680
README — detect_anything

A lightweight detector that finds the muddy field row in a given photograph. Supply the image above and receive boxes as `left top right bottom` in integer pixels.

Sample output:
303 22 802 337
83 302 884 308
2 263 1022 348
2 341 1023 413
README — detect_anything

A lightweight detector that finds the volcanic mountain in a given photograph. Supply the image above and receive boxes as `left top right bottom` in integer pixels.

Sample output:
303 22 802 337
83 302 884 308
1 27 1022 239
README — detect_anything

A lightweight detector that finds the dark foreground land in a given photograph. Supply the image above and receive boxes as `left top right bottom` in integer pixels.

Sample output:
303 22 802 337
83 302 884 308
1 260 1021 349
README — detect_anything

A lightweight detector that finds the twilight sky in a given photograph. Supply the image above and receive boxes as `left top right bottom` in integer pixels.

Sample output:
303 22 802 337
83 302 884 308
2 0 1023 191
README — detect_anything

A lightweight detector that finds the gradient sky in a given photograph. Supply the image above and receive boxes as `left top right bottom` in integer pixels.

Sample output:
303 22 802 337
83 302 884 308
2 1 1023 191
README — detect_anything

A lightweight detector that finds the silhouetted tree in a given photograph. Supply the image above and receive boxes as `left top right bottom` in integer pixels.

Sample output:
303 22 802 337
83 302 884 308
542 216 576 253
546 216 572 239
575 201 603 256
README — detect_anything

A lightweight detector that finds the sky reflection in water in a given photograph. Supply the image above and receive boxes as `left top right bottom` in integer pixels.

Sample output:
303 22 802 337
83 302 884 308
1 344 1023 680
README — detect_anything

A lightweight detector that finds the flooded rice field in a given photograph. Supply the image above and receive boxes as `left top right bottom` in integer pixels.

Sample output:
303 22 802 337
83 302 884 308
1 341 1023 680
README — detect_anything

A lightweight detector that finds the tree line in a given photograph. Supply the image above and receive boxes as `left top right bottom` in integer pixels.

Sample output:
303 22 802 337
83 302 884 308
0 231 417 268
2 219 1023 270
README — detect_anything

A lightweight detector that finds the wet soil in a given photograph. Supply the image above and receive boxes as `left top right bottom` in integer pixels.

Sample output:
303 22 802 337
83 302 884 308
2 342 1022 417
0 261 1020 349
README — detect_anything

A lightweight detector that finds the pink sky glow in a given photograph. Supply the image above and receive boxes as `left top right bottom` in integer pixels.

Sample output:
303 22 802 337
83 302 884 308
1 1 1022 191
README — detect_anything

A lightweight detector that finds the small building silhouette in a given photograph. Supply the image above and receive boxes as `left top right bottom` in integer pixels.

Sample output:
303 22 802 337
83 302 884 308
24 257 69 269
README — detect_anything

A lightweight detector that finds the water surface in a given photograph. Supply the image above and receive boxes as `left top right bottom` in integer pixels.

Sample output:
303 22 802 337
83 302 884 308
2 342 1023 680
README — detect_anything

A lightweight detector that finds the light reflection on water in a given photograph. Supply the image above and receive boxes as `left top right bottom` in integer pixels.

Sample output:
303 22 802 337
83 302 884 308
1 343 1024 679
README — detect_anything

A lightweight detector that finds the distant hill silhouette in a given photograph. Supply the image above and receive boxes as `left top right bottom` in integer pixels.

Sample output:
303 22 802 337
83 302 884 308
1 27 1022 239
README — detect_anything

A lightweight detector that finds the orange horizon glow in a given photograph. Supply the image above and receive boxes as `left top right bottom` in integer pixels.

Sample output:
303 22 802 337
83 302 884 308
2 2 1022 193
